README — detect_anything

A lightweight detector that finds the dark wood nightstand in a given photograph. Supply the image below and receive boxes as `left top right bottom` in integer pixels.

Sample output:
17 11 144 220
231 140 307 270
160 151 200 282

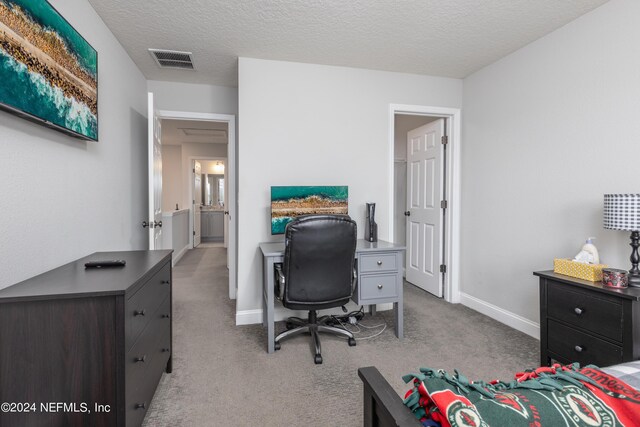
535 271 640 367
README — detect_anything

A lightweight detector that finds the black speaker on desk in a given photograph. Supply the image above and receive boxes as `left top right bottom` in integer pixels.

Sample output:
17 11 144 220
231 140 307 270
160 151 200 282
365 203 377 242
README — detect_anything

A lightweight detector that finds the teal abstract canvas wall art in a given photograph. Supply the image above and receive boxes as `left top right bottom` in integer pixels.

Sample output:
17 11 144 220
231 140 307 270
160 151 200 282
271 186 348 234
0 0 98 140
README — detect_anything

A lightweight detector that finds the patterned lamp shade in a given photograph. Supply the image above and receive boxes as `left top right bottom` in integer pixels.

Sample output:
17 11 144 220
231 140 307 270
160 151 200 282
604 194 640 231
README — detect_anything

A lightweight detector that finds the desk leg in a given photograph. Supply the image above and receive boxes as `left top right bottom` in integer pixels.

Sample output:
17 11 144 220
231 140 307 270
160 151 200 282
369 305 377 316
394 300 403 339
263 256 276 353
395 269 403 338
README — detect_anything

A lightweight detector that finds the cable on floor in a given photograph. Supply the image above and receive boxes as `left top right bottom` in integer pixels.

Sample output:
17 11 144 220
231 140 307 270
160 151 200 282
327 306 388 340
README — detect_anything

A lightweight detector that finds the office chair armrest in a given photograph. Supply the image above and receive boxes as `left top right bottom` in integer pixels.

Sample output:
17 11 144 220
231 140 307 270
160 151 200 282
274 263 285 301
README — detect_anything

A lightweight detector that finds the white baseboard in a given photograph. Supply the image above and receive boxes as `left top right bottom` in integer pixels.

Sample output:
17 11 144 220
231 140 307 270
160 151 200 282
459 292 539 339
235 303 393 326
236 309 263 325
172 244 189 266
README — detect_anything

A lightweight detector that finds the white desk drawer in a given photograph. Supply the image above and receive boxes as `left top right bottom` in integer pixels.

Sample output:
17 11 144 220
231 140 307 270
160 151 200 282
360 253 397 273
359 274 398 300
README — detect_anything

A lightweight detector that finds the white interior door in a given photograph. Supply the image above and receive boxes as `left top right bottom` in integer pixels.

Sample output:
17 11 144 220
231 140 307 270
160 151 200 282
147 92 162 250
193 160 202 247
223 161 229 249
405 119 444 297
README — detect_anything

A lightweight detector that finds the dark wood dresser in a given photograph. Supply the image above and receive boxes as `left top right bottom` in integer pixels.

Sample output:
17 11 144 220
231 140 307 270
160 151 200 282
535 270 640 368
0 250 172 427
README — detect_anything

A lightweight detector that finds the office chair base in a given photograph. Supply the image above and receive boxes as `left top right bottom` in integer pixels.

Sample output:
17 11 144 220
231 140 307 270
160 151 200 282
274 310 355 364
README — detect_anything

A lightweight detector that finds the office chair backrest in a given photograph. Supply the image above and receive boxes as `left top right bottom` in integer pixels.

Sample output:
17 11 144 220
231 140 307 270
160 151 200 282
283 215 357 310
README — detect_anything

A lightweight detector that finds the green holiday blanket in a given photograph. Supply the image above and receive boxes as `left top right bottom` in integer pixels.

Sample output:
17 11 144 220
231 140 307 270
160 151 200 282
403 363 640 426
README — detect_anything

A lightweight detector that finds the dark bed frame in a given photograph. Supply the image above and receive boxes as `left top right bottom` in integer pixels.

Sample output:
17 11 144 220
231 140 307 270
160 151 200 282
358 366 421 427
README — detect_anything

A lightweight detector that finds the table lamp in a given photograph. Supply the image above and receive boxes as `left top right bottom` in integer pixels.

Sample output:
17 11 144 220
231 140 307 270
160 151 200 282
604 194 640 287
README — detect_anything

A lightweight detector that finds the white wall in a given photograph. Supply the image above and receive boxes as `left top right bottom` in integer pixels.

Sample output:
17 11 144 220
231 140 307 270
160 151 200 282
147 80 238 115
0 0 148 290
161 145 182 211
162 209 190 265
461 0 640 333
237 57 462 320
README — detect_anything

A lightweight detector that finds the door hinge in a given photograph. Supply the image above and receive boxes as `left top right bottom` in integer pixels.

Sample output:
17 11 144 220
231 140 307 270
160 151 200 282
440 264 447 273
441 135 448 145
193 168 196 173
193 230 196 236
441 200 448 209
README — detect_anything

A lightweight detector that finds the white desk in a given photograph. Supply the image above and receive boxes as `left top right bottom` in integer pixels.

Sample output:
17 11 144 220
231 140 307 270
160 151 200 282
259 239 406 353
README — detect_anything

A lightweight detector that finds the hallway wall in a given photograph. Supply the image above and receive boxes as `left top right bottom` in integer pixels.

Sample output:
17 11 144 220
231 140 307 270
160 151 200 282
0 0 148 289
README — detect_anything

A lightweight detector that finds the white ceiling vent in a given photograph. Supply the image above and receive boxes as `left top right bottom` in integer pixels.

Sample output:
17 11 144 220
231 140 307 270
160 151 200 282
148 49 195 70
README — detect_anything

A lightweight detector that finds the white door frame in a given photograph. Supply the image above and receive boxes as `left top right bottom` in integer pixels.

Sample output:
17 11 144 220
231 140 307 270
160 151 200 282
157 110 237 300
389 104 461 304
188 156 227 248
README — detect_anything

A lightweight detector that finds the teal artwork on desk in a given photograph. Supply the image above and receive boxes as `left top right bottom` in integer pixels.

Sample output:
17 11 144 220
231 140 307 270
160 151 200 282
271 186 348 234
0 0 98 140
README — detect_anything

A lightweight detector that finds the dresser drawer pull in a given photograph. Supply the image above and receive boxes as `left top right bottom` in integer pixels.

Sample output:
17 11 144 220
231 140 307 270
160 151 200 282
377 284 383 289
135 355 147 363
161 280 170 284
135 402 146 410
134 309 146 316
574 307 583 315
377 261 383 266
162 314 171 319
574 345 584 353
162 348 170 352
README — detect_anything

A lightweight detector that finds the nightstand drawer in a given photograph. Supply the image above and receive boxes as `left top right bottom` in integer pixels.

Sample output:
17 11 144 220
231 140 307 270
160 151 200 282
547 320 623 367
360 253 397 273
359 274 398 300
547 282 623 342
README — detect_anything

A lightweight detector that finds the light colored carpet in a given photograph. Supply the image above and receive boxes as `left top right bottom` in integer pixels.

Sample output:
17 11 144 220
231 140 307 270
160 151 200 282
143 247 538 426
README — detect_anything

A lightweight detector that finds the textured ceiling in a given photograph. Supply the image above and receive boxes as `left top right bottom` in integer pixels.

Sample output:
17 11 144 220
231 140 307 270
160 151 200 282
87 0 609 87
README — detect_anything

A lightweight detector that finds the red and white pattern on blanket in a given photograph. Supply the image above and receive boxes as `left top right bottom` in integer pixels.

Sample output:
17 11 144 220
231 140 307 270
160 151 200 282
403 364 640 427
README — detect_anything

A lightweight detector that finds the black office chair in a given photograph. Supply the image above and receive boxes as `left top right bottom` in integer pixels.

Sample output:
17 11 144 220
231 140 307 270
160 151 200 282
274 215 357 364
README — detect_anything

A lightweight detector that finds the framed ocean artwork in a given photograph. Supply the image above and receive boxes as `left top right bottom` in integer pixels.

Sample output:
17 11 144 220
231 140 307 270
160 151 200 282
0 0 98 141
271 186 349 235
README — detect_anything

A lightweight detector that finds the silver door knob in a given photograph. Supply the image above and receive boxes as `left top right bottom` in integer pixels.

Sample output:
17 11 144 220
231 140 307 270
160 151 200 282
574 345 583 353
574 307 583 315
377 261 382 266
377 284 383 289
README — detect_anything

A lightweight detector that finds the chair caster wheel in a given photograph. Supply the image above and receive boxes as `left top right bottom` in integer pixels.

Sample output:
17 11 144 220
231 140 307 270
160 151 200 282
348 337 356 346
314 355 323 364
274 342 281 351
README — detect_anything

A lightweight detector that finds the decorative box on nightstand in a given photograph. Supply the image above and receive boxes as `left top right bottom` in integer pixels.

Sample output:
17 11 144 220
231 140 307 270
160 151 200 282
534 270 640 367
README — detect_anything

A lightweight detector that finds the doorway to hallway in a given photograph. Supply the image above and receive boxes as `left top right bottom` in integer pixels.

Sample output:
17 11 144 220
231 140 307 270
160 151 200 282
148 100 237 300
389 104 461 303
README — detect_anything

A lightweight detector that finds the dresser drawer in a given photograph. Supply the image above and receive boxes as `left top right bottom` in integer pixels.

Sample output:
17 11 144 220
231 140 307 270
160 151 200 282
360 253 397 273
547 320 623 367
359 273 398 300
547 282 623 342
126 262 171 350
126 334 170 427
126 296 171 412
125 318 160 397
